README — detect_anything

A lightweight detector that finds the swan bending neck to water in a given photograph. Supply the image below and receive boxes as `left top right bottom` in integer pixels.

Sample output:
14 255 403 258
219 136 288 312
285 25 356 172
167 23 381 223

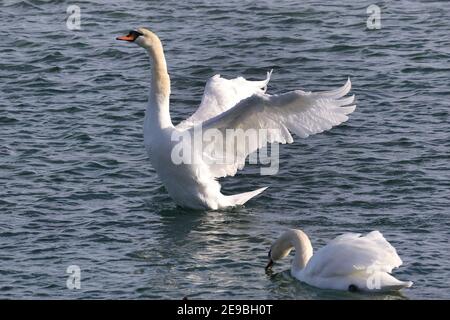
266 229 413 292
117 28 356 210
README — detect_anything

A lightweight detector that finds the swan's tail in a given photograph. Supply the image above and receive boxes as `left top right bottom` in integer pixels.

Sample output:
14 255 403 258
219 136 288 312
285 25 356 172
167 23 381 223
228 187 268 206
369 272 413 292
380 280 413 291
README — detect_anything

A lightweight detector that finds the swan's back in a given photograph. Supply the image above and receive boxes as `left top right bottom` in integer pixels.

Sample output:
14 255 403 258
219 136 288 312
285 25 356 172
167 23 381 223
298 231 412 292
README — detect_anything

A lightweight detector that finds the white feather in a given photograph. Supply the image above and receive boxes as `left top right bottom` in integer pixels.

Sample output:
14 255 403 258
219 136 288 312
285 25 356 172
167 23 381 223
124 28 357 210
186 78 356 178
269 229 413 292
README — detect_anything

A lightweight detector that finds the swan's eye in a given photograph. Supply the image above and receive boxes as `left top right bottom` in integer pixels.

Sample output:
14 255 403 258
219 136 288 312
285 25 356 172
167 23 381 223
130 30 143 38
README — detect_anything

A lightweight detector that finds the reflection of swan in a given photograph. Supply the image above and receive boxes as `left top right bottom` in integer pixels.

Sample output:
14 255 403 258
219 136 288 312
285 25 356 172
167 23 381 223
266 229 413 292
117 28 356 210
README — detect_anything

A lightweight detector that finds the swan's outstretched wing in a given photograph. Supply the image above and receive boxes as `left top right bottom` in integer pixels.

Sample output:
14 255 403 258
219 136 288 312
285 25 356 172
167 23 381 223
196 79 355 178
176 71 272 130
303 231 403 278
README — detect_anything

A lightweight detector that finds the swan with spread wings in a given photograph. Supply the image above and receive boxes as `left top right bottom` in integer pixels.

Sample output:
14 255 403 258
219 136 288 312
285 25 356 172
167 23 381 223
117 28 356 210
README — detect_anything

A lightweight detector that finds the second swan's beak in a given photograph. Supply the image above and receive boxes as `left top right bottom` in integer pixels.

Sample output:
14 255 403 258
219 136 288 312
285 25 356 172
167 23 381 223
265 249 273 270
265 259 274 270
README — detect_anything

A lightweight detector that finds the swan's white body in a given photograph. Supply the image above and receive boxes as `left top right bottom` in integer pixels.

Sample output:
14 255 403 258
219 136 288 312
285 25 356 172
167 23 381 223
120 28 356 210
268 229 413 292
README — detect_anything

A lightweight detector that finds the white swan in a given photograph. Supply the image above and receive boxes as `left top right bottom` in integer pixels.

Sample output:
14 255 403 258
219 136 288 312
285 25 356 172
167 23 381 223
117 28 356 210
266 229 413 292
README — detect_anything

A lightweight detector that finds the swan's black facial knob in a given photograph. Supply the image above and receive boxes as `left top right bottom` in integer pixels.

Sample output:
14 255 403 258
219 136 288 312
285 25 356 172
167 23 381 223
116 30 143 42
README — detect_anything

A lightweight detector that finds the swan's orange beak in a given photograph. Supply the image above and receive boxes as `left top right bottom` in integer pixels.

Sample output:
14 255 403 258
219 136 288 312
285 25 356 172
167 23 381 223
116 30 142 42
116 34 135 42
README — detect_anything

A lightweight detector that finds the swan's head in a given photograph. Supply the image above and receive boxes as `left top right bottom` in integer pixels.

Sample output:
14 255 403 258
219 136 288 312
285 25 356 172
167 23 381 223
116 27 161 50
265 230 296 270
265 229 312 270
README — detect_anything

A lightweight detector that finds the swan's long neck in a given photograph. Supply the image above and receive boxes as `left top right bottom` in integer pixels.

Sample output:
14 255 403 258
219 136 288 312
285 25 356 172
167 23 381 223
272 229 314 273
146 39 172 129
290 230 314 272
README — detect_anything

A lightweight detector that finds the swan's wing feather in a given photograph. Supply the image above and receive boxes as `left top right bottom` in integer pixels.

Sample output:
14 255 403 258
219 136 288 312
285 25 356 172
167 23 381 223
198 79 355 178
304 231 403 278
176 71 272 130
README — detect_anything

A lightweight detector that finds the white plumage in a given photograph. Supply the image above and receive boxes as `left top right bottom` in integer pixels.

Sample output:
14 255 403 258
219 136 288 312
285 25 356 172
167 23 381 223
118 28 356 210
267 229 413 292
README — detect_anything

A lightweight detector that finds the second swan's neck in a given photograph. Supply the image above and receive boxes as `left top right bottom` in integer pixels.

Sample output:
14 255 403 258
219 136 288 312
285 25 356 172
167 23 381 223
146 40 173 129
290 230 314 273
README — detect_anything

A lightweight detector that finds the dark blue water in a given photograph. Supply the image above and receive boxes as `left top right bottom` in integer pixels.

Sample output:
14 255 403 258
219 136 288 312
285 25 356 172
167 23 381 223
0 0 449 299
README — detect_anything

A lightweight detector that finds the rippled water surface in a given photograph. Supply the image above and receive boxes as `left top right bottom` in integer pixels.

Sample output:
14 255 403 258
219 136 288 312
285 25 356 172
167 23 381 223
1 0 449 299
